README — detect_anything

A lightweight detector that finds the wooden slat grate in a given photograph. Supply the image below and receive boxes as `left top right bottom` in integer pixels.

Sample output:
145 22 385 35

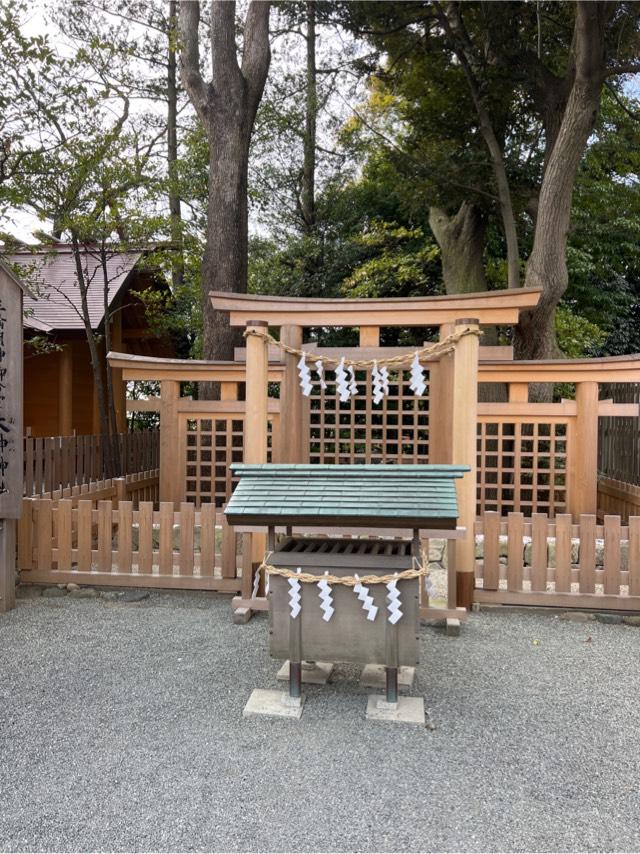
309 368 430 465
477 419 568 516
184 415 276 508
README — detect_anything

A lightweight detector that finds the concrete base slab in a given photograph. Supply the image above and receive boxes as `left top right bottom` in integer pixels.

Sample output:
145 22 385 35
276 660 334 685
242 689 304 720
360 664 415 690
365 694 425 726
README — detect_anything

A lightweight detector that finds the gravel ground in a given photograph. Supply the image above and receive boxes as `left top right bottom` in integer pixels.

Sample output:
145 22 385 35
1 590 640 853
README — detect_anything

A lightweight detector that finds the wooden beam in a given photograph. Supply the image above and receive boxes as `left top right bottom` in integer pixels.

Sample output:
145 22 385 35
508 383 528 403
210 287 542 328
111 310 126 432
108 351 284 382
220 382 238 401
480 355 640 384
58 345 73 436
0 520 17 613
126 398 161 412
359 326 380 347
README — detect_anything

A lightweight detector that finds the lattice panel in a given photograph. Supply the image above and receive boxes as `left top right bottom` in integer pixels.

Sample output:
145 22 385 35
477 420 569 516
309 368 430 465
184 416 275 507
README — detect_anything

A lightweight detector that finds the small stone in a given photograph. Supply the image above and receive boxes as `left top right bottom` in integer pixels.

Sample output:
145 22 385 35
120 590 149 603
66 583 80 591
42 587 66 598
69 587 98 599
559 612 595 623
100 591 120 601
16 586 42 599
596 613 623 625
56 583 67 590
623 615 640 627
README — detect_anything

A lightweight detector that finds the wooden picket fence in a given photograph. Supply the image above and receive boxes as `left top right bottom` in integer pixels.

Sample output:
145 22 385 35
18 491 241 593
23 430 160 496
474 511 640 611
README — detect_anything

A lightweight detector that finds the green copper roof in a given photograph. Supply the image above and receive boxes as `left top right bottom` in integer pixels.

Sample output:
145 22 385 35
225 464 468 529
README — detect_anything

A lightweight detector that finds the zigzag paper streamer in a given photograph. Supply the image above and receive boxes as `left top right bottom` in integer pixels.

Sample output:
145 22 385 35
315 359 328 390
335 357 350 402
298 354 313 397
372 361 384 405
380 365 390 396
317 571 335 622
288 569 302 619
386 576 403 625
409 353 426 396
348 365 358 397
353 573 378 621
251 566 260 600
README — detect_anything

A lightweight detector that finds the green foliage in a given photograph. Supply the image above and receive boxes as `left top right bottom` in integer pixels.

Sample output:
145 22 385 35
341 222 440 298
555 305 606 359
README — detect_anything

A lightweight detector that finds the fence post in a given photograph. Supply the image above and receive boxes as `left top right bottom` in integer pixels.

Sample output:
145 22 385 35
451 318 479 611
569 381 599 519
113 477 126 509
159 380 180 506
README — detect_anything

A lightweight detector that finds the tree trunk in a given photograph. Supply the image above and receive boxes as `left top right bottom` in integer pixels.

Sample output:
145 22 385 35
515 2 608 365
441 2 520 290
179 0 271 372
429 202 487 295
70 237 117 477
201 129 251 363
429 202 506 401
301 0 316 235
168 0 183 291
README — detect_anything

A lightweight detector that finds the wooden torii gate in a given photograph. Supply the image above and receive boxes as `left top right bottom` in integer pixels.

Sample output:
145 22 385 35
209 287 543 610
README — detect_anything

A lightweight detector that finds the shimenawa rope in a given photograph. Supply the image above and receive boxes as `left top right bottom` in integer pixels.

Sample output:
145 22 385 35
257 560 429 587
243 325 481 370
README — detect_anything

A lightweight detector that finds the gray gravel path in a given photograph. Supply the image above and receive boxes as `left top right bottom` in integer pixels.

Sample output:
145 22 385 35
1 590 640 853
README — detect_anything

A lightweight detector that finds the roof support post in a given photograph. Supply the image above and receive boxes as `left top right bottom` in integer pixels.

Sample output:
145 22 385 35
451 318 479 611
569 381 599 519
279 325 308 463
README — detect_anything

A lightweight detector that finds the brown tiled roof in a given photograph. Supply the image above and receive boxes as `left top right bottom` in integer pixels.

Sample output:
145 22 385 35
10 245 142 332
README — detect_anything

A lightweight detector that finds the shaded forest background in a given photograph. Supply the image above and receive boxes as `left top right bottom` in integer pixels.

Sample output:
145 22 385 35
1 0 640 365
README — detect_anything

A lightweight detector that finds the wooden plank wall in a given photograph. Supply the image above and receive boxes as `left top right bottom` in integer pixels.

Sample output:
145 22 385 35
475 511 640 610
598 477 640 523
23 430 160 496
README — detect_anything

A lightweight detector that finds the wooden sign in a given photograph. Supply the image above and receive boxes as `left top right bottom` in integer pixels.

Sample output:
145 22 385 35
0 262 25 519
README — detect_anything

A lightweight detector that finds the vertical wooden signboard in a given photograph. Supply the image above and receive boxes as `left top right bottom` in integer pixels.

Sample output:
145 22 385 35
0 262 27 613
